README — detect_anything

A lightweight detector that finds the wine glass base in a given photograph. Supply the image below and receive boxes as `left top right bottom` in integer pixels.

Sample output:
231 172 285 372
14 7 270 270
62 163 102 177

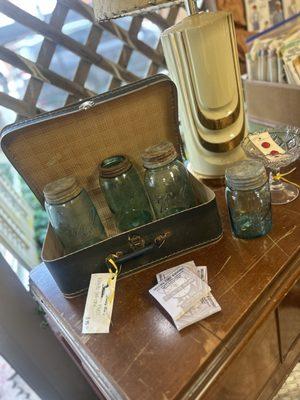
270 181 299 205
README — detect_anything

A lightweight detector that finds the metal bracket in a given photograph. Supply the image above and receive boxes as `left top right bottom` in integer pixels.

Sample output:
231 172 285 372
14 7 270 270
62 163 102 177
105 231 171 271
184 0 198 15
128 234 146 250
79 100 95 110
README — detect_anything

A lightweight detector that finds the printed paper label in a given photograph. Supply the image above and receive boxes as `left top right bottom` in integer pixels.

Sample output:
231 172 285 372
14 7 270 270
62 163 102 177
156 261 197 282
156 264 221 331
150 266 210 321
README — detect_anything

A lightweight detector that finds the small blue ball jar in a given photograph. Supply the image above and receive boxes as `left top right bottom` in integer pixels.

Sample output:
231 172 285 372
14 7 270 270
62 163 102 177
225 160 272 239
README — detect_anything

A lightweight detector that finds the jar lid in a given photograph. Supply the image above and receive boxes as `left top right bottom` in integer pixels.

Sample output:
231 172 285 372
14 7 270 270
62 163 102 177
99 155 132 178
225 160 267 191
43 176 82 205
142 141 178 169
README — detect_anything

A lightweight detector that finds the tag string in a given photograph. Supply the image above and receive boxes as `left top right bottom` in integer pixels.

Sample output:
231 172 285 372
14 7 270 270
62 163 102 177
106 255 122 277
105 256 121 305
273 167 300 189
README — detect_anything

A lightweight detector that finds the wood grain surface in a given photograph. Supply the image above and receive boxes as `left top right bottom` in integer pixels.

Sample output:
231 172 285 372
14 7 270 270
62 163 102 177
30 163 300 400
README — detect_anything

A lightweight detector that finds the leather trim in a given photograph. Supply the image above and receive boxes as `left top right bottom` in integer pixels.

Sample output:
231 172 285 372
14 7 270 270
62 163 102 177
1 74 177 137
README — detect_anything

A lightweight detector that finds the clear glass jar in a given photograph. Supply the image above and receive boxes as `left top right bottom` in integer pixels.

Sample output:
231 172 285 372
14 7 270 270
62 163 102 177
99 155 154 232
225 160 272 239
43 176 106 253
142 142 197 218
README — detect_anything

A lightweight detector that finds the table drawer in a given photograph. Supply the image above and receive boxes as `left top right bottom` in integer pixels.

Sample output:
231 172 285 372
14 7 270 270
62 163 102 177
202 312 280 400
278 278 300 360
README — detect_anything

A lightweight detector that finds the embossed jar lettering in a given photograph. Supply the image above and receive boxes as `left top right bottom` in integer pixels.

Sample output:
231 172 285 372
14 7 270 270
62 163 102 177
142 142 197 218
99 155 154 232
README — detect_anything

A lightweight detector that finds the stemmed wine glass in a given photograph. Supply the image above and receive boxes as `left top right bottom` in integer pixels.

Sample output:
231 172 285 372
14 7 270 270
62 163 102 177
242 127 300 205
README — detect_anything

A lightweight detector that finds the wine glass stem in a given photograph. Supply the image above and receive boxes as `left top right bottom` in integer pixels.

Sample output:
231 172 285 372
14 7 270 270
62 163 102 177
270 168 284 191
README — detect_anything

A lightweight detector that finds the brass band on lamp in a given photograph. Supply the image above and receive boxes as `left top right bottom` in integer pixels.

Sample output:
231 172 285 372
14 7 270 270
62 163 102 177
197 121 245 154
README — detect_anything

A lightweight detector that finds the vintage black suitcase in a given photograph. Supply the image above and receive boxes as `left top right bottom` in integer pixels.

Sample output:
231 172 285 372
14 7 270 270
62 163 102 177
1 75 222 297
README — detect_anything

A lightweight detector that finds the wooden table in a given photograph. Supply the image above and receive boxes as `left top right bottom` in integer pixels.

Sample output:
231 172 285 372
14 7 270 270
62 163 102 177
30 166 300 400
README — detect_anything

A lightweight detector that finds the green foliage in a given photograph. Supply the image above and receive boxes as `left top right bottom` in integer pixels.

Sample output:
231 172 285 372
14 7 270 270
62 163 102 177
0 164 47 252
20 177 48 251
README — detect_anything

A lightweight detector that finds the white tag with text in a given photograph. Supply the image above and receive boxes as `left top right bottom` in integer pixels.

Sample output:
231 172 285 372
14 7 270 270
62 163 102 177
157 265 208 284
156 261 197 282
156 263 221 331
150 266 211 321
82 273 116 334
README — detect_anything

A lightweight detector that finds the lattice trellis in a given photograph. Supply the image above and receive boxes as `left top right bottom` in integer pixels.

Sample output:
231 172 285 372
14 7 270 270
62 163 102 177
0 0 185 124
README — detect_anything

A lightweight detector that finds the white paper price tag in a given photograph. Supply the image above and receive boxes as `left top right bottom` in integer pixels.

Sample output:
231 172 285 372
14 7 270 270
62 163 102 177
82 273 116 334
249 131 285 158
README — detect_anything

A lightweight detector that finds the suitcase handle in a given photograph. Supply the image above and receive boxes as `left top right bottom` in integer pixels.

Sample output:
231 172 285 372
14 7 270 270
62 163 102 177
105 232 170 268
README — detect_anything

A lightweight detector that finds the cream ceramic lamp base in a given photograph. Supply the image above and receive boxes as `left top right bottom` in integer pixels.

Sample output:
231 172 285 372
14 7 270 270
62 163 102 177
161 11 246 178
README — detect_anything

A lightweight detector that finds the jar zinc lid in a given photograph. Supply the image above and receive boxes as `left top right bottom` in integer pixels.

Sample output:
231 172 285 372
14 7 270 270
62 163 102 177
142 141 178 169
43 176 82 205
225 160 268 191
99 155 132 178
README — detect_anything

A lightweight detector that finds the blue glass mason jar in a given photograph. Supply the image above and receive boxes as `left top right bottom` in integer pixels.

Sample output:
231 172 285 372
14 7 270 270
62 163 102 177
142 142 197 218
99 155 154 232
43 176 107 253
225 160 272 239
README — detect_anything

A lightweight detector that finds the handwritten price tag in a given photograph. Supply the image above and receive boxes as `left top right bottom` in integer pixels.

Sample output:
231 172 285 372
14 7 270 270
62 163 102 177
82 273 116 334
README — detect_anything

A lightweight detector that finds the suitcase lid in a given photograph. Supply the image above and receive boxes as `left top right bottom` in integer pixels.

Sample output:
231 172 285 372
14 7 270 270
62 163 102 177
1 75 180 206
